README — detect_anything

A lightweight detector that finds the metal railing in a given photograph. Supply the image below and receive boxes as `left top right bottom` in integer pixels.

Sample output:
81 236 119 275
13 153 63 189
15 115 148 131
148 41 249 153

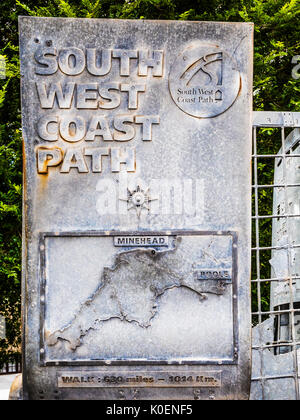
0 354 22 375
251 111 300 400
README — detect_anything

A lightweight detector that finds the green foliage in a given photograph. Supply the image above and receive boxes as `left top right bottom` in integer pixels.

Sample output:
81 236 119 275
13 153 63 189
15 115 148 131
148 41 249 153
0 40 22 364
0 0 299 359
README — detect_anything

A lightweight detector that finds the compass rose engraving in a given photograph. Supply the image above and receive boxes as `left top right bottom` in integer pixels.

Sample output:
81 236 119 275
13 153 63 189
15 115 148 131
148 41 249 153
120 185 157 218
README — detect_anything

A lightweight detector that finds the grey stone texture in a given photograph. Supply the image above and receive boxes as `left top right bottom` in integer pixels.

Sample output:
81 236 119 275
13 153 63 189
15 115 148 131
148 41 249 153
19 17 253 399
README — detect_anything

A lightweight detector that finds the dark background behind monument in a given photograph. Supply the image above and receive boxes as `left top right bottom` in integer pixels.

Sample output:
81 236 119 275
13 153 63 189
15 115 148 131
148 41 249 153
0 0 299 367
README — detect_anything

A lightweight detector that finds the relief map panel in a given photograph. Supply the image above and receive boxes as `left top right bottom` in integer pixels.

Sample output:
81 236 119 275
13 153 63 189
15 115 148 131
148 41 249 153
41 232 237 364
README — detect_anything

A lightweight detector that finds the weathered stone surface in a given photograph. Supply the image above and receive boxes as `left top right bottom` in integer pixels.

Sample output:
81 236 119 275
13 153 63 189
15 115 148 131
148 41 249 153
8 374 23 400
251 318 300 400
19 17 253 400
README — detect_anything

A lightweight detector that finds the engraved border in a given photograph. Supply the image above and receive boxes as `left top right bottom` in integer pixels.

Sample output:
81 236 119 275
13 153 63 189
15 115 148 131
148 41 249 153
39 230 238 367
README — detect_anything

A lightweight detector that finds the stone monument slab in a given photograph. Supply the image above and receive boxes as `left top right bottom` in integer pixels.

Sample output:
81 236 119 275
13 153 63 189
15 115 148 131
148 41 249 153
19 17 253 400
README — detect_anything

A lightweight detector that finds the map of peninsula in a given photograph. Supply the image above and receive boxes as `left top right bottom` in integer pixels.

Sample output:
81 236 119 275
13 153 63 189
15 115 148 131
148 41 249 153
47 239 231 351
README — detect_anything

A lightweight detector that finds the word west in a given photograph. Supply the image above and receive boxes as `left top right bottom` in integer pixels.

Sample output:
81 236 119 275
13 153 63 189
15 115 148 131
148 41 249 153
34 47 164 174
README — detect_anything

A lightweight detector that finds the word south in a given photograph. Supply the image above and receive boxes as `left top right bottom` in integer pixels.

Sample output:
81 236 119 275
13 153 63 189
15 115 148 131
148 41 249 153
35 47 164 77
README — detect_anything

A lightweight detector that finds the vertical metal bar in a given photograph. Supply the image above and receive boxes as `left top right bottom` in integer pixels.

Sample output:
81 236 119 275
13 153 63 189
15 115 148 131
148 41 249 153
253 126 265 399
280 126 299 400
253 127 262 323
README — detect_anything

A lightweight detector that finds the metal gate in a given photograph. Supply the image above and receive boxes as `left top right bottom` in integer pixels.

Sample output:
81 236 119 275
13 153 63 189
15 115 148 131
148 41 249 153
0 354 22 375
251 111 300 400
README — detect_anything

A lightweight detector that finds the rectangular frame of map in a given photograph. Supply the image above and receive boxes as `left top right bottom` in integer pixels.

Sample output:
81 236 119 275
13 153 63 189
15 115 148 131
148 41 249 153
38 230 238 367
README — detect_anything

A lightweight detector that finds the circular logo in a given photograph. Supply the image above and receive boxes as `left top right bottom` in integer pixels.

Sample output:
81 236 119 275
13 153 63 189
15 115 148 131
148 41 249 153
131 191 146 206
169 44 241 118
